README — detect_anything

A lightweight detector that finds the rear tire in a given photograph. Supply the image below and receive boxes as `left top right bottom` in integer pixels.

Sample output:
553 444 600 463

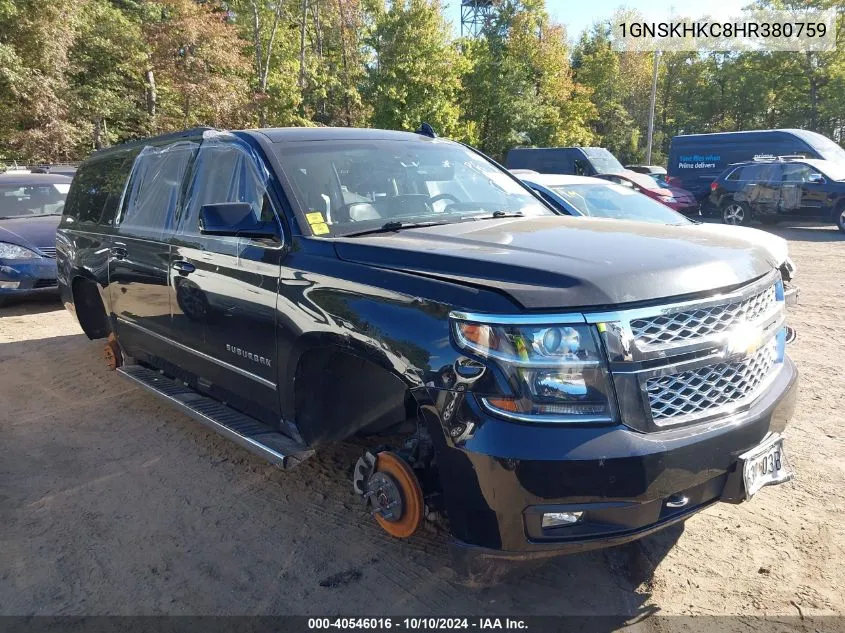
722 201 751 226
836 204 845 234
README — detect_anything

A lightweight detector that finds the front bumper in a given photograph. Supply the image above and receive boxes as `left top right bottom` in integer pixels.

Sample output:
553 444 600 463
784 282 799 306
430 355 798 558
0 257 58 302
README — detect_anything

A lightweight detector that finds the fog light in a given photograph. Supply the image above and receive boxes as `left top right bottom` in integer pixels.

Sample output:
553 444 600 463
0 281 20 289
542 511 583 528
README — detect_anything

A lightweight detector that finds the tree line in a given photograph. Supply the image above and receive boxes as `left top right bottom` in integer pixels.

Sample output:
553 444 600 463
1 0 843 165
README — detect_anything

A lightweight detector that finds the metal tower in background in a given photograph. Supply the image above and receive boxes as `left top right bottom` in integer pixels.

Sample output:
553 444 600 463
460 0 496 38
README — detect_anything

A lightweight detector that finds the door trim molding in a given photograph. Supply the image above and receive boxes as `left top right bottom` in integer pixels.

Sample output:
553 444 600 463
116 317 277 391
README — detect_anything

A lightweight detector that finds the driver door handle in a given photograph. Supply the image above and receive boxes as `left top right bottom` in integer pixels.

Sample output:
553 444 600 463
172 260 195 275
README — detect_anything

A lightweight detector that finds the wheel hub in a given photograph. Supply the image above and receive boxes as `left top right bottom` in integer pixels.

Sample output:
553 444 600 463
725 205 744 224
366 471 403 522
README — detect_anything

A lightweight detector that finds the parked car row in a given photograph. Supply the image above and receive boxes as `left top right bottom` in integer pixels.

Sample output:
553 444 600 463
506 131 845 233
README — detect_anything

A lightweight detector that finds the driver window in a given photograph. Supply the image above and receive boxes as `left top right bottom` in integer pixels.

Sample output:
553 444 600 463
573 159 589 176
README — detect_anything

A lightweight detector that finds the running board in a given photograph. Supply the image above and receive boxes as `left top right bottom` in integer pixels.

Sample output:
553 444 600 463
117 365 314 469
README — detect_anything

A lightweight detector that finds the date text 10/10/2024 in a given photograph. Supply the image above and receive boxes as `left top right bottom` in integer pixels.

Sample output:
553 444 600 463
308 618 528 630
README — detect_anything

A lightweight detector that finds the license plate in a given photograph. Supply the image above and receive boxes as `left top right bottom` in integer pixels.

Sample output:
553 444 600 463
740 434 793 500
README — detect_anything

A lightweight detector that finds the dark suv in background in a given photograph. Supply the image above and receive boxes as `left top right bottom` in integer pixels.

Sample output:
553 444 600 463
710 156 845 232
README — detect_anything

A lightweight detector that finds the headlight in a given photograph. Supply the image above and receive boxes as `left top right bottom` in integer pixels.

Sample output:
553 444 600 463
0 242 41 260
451 318 616 423
659 195 678 203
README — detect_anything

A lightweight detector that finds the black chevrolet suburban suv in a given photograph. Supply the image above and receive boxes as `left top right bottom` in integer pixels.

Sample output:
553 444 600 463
709 156 845 232
58 127 798 564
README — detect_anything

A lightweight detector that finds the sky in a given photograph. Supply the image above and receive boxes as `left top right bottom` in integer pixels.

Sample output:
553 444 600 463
442 0 748 41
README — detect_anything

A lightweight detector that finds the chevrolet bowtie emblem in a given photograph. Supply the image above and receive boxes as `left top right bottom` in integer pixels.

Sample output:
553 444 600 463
725 324 763 357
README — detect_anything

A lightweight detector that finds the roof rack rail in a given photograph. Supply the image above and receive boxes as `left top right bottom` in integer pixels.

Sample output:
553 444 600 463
752 154 807 162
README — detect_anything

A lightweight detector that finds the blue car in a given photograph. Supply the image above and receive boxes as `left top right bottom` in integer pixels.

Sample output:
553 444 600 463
0 172 72 306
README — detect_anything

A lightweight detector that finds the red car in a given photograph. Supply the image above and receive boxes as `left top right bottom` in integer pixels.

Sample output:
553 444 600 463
596 170 700 216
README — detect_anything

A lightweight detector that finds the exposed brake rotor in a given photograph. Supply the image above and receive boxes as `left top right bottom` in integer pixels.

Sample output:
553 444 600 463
353 450 423 538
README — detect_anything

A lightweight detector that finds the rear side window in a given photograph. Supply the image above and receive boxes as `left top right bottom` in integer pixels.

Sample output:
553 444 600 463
733 164 778 182
119 142 198 239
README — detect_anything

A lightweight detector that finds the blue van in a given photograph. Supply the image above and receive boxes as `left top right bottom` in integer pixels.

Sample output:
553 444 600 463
505 147 625 176
667 129 845 201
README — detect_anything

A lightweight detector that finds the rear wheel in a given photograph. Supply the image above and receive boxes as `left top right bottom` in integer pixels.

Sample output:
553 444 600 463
837 204 845 234
722 201 750 226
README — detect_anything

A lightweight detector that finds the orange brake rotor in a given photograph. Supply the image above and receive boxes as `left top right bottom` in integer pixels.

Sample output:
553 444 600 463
104 334 122 370
372 451 423 538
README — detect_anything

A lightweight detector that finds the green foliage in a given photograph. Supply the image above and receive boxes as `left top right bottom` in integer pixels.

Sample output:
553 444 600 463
366 0 465 138
461 0 594 160
1 0 843 164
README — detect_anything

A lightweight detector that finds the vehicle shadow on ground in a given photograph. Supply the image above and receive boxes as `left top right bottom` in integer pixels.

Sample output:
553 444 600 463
0 294 62 317
700 217 842 243
765 224 843 243
1 333 674 619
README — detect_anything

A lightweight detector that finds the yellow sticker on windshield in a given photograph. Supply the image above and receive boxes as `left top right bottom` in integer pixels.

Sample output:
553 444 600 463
311 222 330 235
306 211 325 225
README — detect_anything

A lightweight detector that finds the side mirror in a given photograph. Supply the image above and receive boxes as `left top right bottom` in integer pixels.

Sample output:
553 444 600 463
807 172 826 184
199 203 278 240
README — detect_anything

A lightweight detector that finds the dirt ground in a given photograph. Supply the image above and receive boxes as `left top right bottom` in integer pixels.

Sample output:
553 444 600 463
1 224 843 621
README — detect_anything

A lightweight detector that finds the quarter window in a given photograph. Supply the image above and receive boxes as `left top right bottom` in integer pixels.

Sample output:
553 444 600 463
66 154 136 224
119 142 198 239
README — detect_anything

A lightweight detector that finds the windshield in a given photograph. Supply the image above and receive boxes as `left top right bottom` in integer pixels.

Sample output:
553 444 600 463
582 148 625 174
0 183 69 218
274 140 551 236
796 130 845 164
548 182 690 225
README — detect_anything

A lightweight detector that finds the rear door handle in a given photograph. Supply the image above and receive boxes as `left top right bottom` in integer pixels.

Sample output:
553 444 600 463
172 260 195 275
111 246 127 259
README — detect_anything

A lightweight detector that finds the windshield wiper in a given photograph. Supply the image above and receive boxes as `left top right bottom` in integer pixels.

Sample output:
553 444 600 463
346 220 449 237
463 210 524 220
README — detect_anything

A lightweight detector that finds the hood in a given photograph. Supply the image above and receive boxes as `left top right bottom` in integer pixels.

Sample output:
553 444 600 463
691 224 789 266
333 216 777 310
0 215 60 251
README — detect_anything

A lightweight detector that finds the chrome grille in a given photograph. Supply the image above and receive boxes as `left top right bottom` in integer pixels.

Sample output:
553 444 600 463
646 336 779 423
630 284 777 349
39 246 57 258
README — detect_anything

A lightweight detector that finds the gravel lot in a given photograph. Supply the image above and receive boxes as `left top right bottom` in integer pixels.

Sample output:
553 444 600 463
1 224 843 620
